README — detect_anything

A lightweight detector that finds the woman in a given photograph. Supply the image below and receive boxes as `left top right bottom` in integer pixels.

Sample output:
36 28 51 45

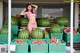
20 4 38 36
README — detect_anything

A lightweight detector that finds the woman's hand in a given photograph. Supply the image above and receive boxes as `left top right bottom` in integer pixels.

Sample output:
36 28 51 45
31 4 38 12
20 8 26 15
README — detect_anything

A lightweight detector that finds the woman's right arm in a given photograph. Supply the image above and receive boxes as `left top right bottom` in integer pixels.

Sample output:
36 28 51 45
20 8 26 15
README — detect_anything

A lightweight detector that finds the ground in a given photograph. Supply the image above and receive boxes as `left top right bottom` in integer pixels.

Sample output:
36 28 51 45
67 50 80 53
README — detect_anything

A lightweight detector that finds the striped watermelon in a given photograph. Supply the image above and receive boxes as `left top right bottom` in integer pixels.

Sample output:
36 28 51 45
18 29 30 39
20 17 29 26
44 30 50 39
37 18 50 27
55 17 69 27
11 16 18 25
32 28 44 39
50 24 62 33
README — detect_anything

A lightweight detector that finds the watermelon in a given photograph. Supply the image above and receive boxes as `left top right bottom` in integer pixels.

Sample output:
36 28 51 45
55 17 69 27
50 24 62 33
77 27 80 33
11 16 18 25
0 27 8 34
18 29 30 39
44 30 50 39
20 17 29 26
37 18 50 27
32 28 44 39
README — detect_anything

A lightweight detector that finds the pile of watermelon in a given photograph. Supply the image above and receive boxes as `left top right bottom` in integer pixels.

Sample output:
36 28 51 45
64 28 77 34
18 28 50 39
50 38 62 44
31 40 46 44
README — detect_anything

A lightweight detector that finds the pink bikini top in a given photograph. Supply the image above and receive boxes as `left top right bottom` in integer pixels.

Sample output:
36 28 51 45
27 13 36 18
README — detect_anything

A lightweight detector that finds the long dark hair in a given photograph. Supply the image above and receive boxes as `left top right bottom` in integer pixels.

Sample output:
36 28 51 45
25 4 34 13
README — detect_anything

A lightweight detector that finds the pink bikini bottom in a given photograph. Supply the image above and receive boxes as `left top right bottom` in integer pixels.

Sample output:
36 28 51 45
28 23 37 29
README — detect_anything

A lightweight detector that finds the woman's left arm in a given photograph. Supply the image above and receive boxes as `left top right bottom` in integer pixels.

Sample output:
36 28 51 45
31 4 38 12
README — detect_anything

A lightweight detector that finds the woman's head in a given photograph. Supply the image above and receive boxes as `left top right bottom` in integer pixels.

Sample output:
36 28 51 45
26 4 34 13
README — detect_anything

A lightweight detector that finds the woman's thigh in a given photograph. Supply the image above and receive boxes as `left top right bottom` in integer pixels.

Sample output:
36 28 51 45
27 23 32 29
32 24 37 29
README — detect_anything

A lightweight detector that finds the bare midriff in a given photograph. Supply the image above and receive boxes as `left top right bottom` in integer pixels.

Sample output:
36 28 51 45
28 16 37 24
